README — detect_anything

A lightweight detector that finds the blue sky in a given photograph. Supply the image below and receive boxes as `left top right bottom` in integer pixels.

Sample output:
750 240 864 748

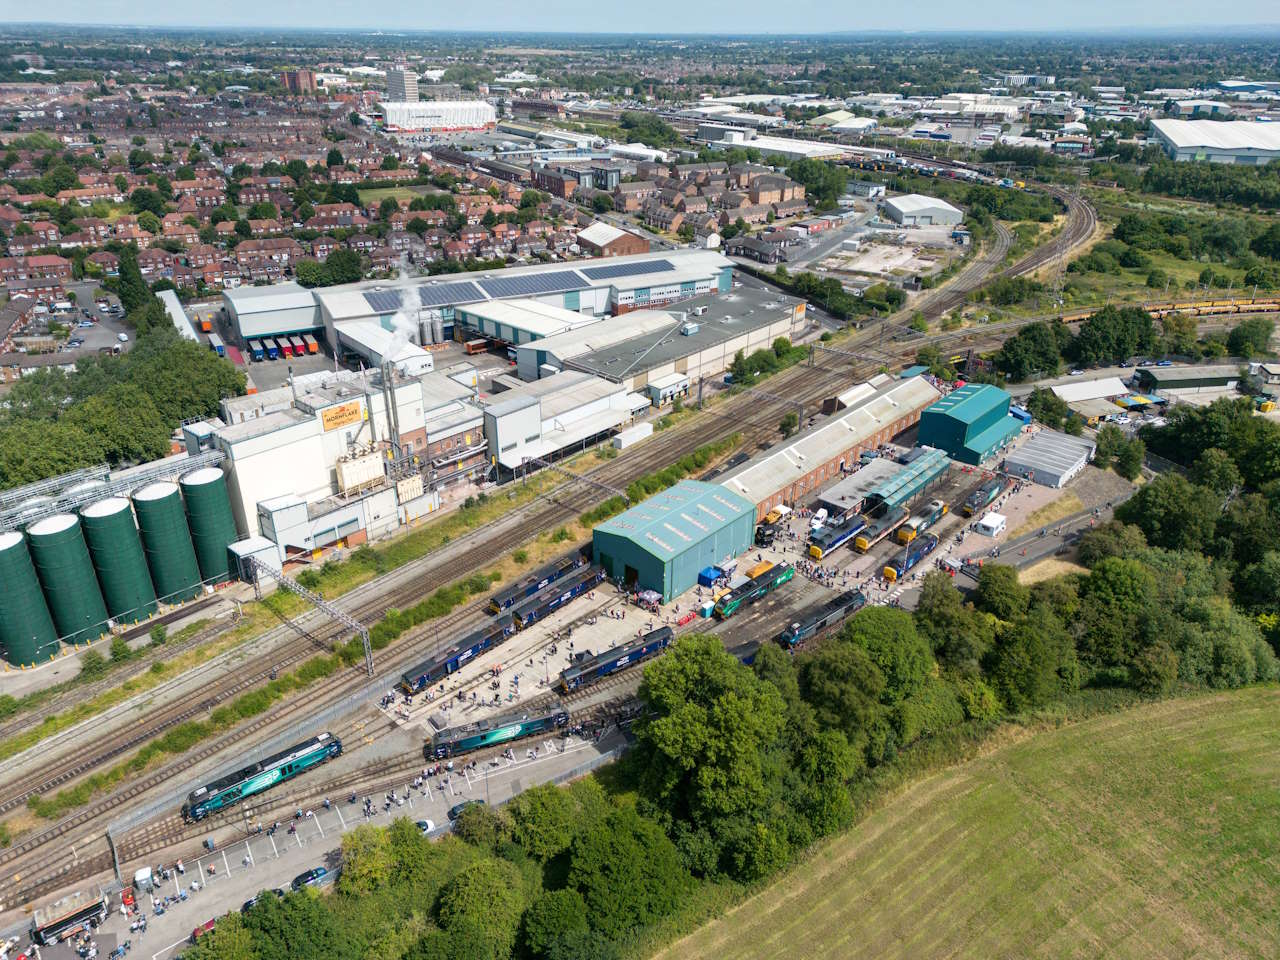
16 0 1280 32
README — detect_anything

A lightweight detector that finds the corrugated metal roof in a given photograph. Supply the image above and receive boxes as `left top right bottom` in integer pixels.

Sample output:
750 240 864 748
1051 377 1129 403
1006 430 1095 477
1151 118 1280 152
594 480 753 561
866 447 949 509
925 383 1010 426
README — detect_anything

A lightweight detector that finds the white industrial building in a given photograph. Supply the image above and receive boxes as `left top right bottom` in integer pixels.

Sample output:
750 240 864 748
482 371 641 473
380 100 497 132
223 283 320 340
696 124 853 161
883 194 964 227
454 298 601 345
1004 430 1095 488
514 288 803 389
1149 119 1280 165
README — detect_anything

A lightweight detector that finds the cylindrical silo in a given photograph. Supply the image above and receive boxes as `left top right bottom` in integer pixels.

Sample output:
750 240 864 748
180 467 239 586
26 514 109 646
133 482 202 604
81 497 157 624
0 531 60 666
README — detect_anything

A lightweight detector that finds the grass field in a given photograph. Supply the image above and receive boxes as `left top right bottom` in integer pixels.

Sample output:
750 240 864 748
656 687 1280 960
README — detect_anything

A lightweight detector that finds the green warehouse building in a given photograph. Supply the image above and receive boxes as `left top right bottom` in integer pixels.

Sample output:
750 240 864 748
592 480 755 602
917 384 1023 466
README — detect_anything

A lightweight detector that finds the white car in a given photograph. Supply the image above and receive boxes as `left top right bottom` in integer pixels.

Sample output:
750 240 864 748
1068 369 1083 376
117 332 129 343
809 508 829 531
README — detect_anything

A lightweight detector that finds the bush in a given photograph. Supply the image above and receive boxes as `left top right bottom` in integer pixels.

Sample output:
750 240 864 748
513 549 529 564
148 624 167 645
79 650 108 680
110 637 132 662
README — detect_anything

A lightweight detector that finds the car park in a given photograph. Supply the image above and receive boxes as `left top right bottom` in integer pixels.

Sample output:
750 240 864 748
448 800 485 821
291 867 327 891
416 819 436 835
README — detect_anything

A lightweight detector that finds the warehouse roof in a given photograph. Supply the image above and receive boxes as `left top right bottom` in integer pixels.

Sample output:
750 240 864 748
720 376 942 505
925 383 1010 426
1051 376 1129 404
885 194 963 216
556 288 799 382
1150 118 1280 152
816 458 903 514
1006 430 1095 476
458 298 599 339
223 282 314 315
594 480 754 562
865 447 949 511
1137 363 1243 385
577 221 626 247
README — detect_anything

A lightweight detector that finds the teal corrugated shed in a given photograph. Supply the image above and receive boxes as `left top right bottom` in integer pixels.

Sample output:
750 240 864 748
592 480 755 602
918 384 1020 465
865 447 950 512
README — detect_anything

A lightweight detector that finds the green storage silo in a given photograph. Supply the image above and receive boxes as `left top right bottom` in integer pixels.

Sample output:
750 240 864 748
180 467 239 585
26 514 110 646
0 530 60 666
81 497 157 624
133 481 202 604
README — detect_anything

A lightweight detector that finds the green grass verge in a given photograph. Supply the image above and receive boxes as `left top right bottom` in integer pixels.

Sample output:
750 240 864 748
653 686 1280 960
25 573 499 821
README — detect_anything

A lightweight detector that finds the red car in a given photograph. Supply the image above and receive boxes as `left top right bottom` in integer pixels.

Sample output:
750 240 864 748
191 918 217 942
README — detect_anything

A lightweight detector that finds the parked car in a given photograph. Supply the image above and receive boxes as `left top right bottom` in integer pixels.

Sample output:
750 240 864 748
416 819 436 835
1157 359 1173 367
448 800 485 822
1068 369 1084 376
291 867 327 891
191 918 217 942
77 320 94 328
117 333 129 343
241 888 285 913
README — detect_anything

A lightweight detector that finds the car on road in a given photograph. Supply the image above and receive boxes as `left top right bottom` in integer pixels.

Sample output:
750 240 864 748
291 866 327 891
77 320 94 328
241 889 285 913
1157 359 1173 366
98 304 110 312
416 819 436 835
1118 360 1131 368
1068 369 1084 376
117 333 129 343
67 339 84 348
448 800 485 821
1137 359 1153 366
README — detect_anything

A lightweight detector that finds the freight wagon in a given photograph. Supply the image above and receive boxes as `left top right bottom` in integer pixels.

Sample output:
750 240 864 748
488 554 586 614
883 533 940 582
777 590 867 647
556 626 673 694
510 566 605 629
427 707 569 759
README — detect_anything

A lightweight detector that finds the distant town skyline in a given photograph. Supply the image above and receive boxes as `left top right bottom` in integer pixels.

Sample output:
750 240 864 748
13 0 1280 33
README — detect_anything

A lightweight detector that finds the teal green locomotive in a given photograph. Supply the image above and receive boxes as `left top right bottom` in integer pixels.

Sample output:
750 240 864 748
182 732 342 822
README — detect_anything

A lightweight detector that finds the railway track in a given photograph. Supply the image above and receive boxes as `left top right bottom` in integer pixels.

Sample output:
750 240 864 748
915 221 1014 321
0 361 858 903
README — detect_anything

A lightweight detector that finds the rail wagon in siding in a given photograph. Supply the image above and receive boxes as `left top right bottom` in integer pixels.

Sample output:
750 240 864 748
714 562 795 619
510 566 604 629
556 626 673 694
897 499 949 544
427 707 569 759
399 616 515 695
778 590 867 647
853 508 909 553
963 477 1009 517
489 553 586 614
182 732 342 822
883 533 940 583
808 516 867 561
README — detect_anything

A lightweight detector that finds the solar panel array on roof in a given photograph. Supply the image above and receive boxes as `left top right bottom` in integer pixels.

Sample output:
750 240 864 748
417 280 485 307
579 259 676 281
363 290 403 313
478 271 585 300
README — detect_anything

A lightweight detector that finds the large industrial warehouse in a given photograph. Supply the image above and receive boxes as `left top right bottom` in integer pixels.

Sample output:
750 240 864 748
917 384 1023 465
516 288 803 389
379 100 497 132
1149 119 1280 165
1004 430 1095 488
591 480 755 601
883 194 964 227
223 282 320 341
719 375 942 520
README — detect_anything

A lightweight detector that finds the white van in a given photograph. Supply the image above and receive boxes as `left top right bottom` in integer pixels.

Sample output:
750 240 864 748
809 508 829 531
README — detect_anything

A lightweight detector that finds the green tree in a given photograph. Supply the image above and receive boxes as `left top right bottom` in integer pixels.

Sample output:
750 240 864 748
129 186 166 216
1190 447 1242 494
378 196 400 221
840 607 932 706
591 193 614 214
798 641 884 765
324 248 363 284
1115 474 1220 551
1076 556 1158 668
914 570 994 676
1115 437 1145 480
779 412 799 437
986 604 1079 711
181 911 256 960
973 564 1029 621
635 635 786 825
326 147 344 167
506 783 576 861
116 247 151 313
239 887 339 960
436 858 528 960
338 822 392 895
1077 520 1148 567
1025 387 1070 429
522 889 590 959
1227 316 1273 358
567 806 688 939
